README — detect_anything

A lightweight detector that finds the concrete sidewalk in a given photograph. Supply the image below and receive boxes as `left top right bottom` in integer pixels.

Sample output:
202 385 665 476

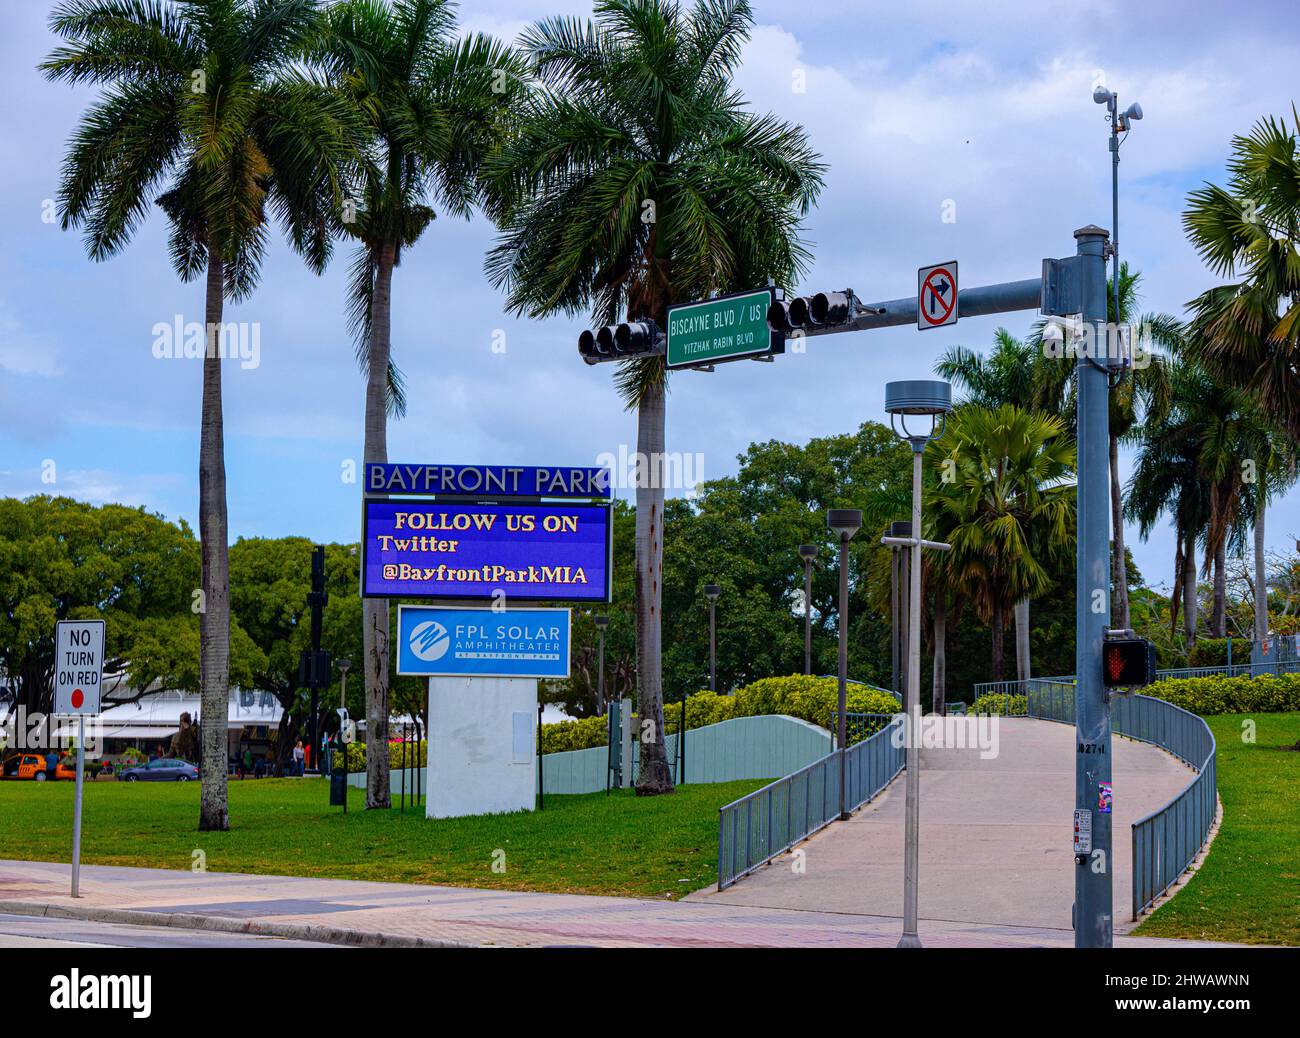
691 718 1195 933
0 857 1230 949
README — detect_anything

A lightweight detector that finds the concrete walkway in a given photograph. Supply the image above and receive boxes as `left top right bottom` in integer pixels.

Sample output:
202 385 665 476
0 855 1225 949
690 717 1193 933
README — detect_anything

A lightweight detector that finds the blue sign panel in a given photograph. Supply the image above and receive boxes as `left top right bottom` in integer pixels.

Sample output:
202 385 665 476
362 499 612 601
366 463 610 499
397 606 571 678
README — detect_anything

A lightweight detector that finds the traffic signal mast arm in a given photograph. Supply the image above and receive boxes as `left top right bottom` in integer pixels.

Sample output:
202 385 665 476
780 277 1042 337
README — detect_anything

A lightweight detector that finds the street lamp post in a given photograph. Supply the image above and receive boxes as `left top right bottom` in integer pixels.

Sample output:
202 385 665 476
827 509 862 820
798 545 818 674
703 585 721 692
594 615 609 716
883 379 953 949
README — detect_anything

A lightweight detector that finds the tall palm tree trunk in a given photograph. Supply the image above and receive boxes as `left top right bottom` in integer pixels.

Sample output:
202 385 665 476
990 602 1005 682
931 592 946 715
1254 490 1268 647
634 378 673 794
199 248 231 832
1014 597 1030 682
1182 539 1199 647
1211 537 1227 637
362 242 396 810
1109 433 1130 630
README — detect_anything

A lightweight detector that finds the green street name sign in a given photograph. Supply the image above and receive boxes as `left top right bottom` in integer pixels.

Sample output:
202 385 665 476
665 287 783 369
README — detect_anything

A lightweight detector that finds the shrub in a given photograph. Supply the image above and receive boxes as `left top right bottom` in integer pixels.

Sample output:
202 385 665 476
1148 673 1300 715
1188 638 1230 667
541 675 902 753
334 739 426 771
969 692 1027 715
539 715 608 754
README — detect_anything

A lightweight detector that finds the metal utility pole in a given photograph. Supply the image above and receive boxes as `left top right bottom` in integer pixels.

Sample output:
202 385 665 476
594 615 609 715
704 585 721 691
798 545 818 674
828 510 862 820
299 546 329 776
1073 225 1114 948
887 521 911 698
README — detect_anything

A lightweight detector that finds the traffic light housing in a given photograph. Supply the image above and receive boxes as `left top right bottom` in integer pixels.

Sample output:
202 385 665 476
577 319 662 363
1101 637 1156 688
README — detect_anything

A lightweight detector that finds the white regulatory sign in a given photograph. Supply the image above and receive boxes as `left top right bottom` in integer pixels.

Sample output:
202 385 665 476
917 261 958 330
1073 808 1093 855
54 619 106 715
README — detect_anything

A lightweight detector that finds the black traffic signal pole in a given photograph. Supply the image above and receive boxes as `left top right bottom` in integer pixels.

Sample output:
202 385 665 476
304 546 328 775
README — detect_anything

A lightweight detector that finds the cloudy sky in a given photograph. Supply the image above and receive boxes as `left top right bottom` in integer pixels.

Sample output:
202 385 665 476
2 0 1297 599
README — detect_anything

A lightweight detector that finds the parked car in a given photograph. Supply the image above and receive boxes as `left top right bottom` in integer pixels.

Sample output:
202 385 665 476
117 758 199 782
8 754 51 781
55 758 78 780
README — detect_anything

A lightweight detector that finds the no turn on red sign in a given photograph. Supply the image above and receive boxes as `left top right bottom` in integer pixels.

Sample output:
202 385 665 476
917 261 958 330
54 619 105 715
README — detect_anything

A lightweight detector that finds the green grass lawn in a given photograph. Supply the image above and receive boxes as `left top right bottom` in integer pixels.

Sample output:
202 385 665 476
1134 711 1300 946
0 778 766 899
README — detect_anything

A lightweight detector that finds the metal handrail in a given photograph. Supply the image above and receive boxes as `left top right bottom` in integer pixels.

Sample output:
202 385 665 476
1023 681 1217 919
716 716 904 890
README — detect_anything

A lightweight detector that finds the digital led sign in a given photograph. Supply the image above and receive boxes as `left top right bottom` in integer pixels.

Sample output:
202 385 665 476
362 500 612 602
365 462 609 499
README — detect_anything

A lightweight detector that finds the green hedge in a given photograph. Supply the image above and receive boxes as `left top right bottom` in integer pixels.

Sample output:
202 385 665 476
1149 673 1300 715
539 715 609 754
333 739 426 771
541 675 902 753
969 692 1027 715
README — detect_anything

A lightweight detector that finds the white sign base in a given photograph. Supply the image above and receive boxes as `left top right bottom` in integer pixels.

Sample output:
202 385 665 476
426 676 537 819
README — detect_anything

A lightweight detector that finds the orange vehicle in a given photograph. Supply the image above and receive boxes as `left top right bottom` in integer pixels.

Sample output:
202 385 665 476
55 758 77 780
15 754 50 781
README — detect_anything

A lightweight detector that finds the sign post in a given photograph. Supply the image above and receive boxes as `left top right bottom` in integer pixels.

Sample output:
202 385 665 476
54 619 105 898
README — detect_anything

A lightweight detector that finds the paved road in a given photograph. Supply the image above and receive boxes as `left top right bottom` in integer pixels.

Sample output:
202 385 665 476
690 717 1194 933
0 912 338 948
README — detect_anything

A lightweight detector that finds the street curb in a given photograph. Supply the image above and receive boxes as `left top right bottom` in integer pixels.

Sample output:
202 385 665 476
0 899 479 949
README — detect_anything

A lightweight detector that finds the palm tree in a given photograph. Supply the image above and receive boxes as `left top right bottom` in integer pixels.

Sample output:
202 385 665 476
1184 109 1300 649
316 0 526 808
43 0 356 830
1125 358 1224 646
925 405 1076 681
937 329 1052 679
483 0 823 794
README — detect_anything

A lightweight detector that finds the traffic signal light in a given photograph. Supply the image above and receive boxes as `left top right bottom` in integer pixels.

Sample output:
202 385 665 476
1101 637 1156 688
810 291 851 324
768 290 856 332
577 319 662 363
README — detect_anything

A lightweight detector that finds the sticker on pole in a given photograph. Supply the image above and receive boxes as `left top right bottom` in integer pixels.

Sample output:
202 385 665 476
917 261 958 330
54 619 105 715
1097 781 1113 814
1073 809 1093 854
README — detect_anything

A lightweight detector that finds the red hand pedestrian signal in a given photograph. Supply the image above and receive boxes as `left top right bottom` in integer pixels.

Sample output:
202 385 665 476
1101 638 1156 688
